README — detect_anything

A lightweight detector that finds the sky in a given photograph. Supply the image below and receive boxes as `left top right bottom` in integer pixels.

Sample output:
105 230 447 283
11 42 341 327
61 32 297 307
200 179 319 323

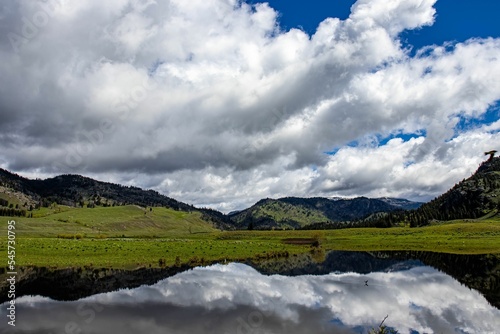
0 0 499 212
6 263 500 333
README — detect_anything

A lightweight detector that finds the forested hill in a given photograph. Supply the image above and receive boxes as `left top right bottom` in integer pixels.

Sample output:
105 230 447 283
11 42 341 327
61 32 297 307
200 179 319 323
369 157 500 228
5 156 495 231
407 157 500 226
229 196 422 230
0 168 233 229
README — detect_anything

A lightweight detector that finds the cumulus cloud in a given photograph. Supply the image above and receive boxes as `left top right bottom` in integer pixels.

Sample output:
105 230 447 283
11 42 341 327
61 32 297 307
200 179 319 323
4 263 500 333
0 0 499 210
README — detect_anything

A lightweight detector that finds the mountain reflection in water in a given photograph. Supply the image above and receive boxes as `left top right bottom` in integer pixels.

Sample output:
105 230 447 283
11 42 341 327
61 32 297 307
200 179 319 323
3 255 500 334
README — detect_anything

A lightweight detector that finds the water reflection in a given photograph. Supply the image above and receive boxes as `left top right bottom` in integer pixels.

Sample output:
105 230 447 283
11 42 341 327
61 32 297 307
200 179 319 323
250 251 500 309
2 262 500 334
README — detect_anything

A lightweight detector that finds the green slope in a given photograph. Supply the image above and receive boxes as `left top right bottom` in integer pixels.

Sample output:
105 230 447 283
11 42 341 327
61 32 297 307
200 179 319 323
229 197 413 229
1 219 498 268
11 205 217 237
0 168 234 229
230 199 329 229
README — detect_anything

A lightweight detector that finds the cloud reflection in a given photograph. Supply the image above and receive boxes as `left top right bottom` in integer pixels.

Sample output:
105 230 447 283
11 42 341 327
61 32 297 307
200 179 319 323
2 263 499 334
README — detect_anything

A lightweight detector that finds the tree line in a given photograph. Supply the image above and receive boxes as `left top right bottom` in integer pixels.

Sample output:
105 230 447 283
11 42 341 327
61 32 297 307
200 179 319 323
0 199 29 217
0 206 27 217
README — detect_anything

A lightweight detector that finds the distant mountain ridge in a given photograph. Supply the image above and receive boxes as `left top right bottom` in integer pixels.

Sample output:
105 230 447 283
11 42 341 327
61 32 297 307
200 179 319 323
0 168 424 230
8 158 497 231
0 168 233 229
0 157 500 230
229 196 423 230
377 197 423 210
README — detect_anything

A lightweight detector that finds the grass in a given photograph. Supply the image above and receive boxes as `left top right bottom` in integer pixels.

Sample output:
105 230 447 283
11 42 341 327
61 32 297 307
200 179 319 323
251 201 328 227
8 205 216 237
321 222 500 253
8 235 304 268
0 205 499 269
0 186 32 208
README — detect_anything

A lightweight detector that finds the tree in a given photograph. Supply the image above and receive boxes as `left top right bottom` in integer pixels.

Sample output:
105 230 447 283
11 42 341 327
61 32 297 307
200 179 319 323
369 316 399 334
485 150 497 161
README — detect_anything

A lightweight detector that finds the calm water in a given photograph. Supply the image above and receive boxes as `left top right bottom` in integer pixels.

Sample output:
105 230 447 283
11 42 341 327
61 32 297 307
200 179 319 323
2 252 500 334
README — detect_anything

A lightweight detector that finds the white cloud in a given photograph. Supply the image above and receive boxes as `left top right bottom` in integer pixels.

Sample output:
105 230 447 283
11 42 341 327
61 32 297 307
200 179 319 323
0 0 499 210
9 263 500 333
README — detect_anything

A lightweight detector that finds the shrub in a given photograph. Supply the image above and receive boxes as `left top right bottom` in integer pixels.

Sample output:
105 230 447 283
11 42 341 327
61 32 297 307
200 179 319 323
57 234 83 239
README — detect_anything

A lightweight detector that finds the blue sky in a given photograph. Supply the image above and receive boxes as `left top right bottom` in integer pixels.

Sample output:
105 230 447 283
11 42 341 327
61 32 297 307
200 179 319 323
265 0 500 154
264 0 500 49
1 0 500 210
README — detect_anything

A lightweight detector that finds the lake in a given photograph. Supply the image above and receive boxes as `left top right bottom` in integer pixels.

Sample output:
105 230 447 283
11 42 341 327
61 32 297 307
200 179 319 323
2 251 500 333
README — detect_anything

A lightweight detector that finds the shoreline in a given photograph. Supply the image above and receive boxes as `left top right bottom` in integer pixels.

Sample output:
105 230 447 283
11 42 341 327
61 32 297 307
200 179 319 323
0 263 200 304
2 250 499 310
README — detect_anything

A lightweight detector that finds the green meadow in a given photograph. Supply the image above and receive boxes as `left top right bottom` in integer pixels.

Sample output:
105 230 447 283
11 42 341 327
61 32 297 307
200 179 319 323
22 205 217 236
1 205 500 269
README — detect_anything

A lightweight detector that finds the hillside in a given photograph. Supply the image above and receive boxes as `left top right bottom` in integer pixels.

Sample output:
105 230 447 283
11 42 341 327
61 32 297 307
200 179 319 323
229 196 422 230
7 157 496 232
0 169 193 209
10 205 218 238
407 157 500 226
362 157 500 228
0 169 233 230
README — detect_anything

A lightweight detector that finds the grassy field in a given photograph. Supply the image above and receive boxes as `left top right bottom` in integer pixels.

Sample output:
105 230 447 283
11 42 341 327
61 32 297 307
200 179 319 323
10 205 217 237
1 205 499 269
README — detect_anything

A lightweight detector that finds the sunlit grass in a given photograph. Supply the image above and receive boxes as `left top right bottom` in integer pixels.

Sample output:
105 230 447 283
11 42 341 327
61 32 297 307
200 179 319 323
7 205 216 237
0 209 499 269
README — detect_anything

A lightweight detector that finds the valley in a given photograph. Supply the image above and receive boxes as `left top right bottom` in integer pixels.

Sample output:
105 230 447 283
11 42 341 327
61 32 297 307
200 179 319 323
1 158 500 270
2 207 499 269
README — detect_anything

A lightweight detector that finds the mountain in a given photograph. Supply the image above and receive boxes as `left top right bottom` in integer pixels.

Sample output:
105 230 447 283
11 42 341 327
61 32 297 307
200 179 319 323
360 157 500 228
377 197 423 210
407 157 500 227
6 155 496 232
0 169 233 229
228 196 422 230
